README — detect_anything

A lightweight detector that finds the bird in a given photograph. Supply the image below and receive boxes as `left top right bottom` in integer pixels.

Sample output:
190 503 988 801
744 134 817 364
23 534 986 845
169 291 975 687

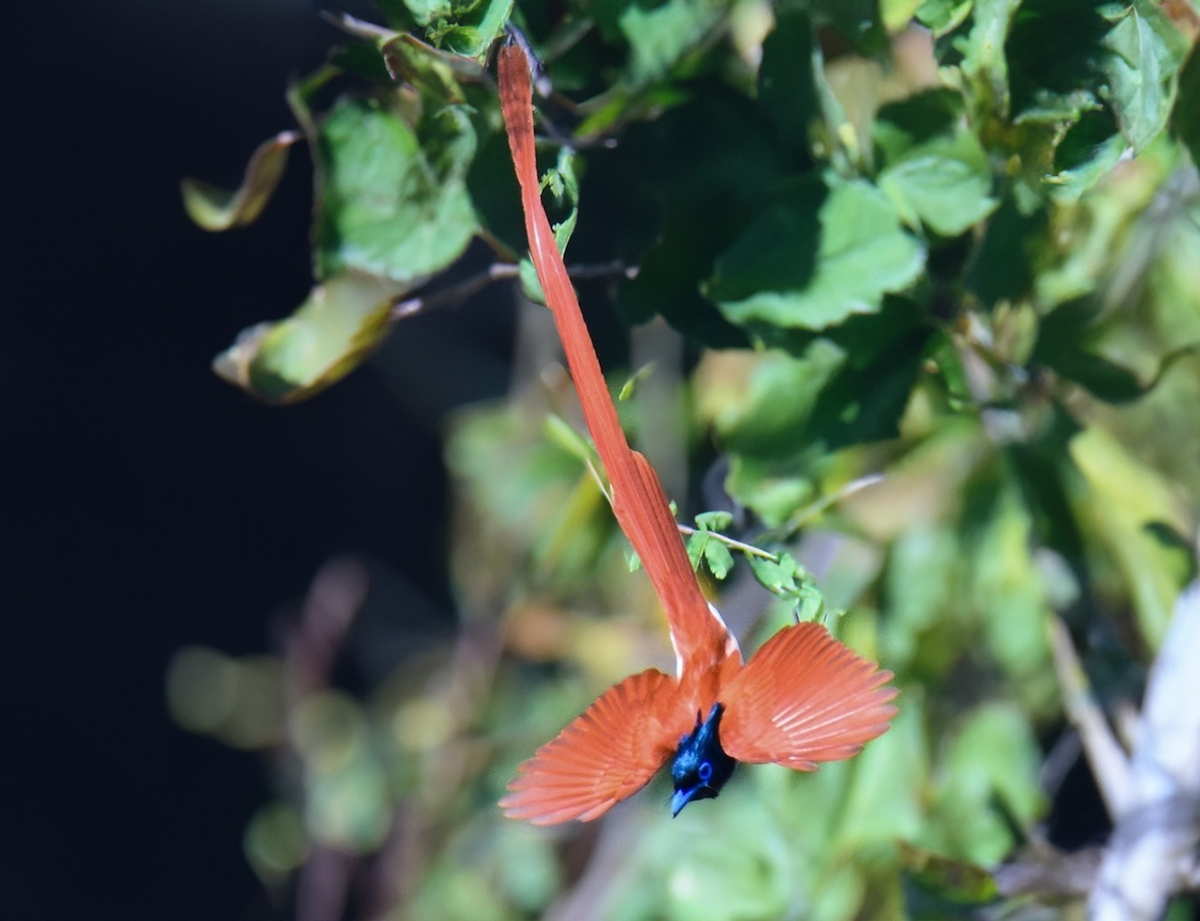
495 40 898 826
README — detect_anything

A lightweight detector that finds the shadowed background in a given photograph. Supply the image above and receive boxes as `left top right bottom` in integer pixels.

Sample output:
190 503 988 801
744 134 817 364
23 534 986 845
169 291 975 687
4 2 511 917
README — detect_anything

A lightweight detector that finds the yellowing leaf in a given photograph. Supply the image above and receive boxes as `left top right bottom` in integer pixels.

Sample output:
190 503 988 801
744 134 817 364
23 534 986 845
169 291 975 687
213 271 403 404
181 130 300 231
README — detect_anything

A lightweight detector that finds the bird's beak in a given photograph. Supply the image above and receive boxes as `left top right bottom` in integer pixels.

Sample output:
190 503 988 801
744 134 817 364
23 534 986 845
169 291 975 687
670 787 698 817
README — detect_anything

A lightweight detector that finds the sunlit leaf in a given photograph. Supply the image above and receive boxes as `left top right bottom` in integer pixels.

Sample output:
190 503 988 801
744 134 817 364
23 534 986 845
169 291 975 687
213 271 403 404
181 130 300 231
875 91 997 236
618 0 728 88
709 177 925 330
318 99 478 284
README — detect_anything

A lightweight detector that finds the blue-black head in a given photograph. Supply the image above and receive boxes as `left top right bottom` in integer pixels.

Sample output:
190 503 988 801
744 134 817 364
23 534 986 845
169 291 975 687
670 703 737 816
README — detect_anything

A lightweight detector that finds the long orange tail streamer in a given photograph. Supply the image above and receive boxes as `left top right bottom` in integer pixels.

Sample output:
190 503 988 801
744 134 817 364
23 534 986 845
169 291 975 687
497 42 730 674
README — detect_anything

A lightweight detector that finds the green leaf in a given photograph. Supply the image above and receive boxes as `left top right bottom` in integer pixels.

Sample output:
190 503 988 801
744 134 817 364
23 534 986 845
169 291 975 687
544 146 581 254
757 8 822 154
661 804 792 921
884 525 962 674
398 0 452 26
725 456 815 527
1046 109 1127 203
543 414 598 467
709 177 925 330
519 149 581 305
747 551 806 599
881 0 928 31
1102 0 1188 153
181 130 300 231
703 540 735 579
426 0 514 59
618 0 728 88
380 33 478 104
317 99 478 284
212 271 403 404
686 531 710 572
956 0 1023 119
802 304 931 450
712 343 846 457
915 0 972 36
965 198 1045 307
695 510 734 532
615 85 794 347
244 800 309 883
875 92 997 237
618 363 656 402
1032 298 1180 403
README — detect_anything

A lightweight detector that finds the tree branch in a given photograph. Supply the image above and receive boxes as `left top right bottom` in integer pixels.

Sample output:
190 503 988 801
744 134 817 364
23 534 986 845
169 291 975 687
1089 574 1200 920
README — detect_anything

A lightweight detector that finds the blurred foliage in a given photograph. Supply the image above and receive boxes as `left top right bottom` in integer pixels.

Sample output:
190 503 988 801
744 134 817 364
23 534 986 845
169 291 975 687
180 0 1200 917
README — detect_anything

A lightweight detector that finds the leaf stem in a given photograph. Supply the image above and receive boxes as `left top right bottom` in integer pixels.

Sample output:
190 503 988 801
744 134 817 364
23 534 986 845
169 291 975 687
675 524 779 561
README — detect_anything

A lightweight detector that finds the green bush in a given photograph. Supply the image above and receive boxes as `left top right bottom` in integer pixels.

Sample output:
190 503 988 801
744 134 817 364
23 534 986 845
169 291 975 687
177 1 1200 917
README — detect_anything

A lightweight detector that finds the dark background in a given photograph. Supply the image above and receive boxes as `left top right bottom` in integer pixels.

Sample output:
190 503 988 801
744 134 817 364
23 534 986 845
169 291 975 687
5 2 512 917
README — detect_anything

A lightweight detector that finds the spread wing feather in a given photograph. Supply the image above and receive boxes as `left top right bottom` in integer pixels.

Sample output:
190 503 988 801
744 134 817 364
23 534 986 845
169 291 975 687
719 623 897 770
500 669 689 825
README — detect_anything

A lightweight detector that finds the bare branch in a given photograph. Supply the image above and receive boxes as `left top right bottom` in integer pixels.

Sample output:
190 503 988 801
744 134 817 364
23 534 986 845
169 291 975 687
1048 617 1134 817
389 260 635 322
1090 577 1200 921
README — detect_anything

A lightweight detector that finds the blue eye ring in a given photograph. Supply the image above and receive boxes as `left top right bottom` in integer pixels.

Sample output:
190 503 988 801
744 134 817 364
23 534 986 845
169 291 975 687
698 761 713 783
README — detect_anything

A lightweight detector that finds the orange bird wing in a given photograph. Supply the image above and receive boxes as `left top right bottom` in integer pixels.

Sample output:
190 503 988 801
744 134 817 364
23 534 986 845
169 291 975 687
718 623 898 770
500 669 691 825
497 43 730 674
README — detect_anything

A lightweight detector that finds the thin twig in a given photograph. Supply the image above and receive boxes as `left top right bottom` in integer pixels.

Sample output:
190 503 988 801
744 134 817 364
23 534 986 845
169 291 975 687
676 524 778 561
1048 616 1134 817
784 473 885 534
389 260 635 322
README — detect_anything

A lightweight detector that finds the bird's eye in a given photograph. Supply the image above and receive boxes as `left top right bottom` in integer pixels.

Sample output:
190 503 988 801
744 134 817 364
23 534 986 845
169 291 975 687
698 761 713 783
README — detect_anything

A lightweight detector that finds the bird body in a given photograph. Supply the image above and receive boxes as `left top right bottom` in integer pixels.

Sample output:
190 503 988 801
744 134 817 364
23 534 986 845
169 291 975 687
497 41 897 826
